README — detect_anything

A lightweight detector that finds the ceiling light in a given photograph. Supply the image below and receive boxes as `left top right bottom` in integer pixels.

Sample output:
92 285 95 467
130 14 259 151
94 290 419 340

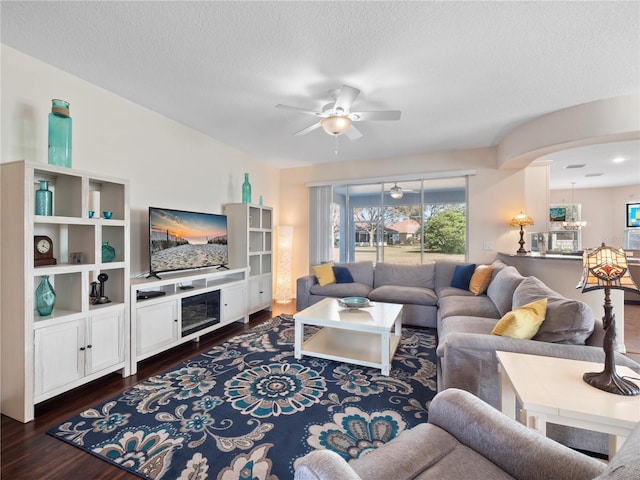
321 115 352 136
564 164 586 169
390 183 403 199
613 157 625 164
585 173 604 177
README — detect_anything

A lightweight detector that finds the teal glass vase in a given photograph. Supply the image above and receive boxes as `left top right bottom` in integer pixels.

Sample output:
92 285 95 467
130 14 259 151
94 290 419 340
48 99 72 168
242 173 252 203
102 241 116 263
35 275 56 316
35 180 53 216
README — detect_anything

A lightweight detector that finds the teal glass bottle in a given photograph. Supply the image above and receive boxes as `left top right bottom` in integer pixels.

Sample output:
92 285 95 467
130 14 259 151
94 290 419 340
35 275 56 316
242 173 252 203
34 180 53 216
48 99 72 167
102 241 116 263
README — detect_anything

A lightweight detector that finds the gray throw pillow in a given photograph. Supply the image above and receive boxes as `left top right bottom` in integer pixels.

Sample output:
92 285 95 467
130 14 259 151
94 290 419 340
486 266 525 316
512 276 594 344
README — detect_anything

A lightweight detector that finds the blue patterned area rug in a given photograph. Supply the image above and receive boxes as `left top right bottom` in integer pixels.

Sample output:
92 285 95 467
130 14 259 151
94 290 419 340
48 314 438 479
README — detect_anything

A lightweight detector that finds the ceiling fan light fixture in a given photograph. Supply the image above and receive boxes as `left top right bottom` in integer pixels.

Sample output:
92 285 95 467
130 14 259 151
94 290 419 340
321 115 352 136
390 183 403 199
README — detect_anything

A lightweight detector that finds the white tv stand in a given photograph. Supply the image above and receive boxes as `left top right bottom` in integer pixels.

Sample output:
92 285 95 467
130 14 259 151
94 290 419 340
130 267 247 374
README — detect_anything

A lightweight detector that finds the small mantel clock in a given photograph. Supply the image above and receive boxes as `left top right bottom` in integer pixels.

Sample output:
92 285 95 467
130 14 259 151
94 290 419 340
34 235 57 266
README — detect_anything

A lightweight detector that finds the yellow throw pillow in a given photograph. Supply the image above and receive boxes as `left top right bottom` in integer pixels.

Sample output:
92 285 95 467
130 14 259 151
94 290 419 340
491 298 548 339
312 263 336 286
469 265 493 295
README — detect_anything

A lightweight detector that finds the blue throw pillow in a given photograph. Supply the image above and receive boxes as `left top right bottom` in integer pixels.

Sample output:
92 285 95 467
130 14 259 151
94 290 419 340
333 266 354 284
451 263 476 290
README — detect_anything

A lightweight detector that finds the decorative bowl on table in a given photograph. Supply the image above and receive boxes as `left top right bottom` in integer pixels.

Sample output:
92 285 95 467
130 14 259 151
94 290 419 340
339 297 370 309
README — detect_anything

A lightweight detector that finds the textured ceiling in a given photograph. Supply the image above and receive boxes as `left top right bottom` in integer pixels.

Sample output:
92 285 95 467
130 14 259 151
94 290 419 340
1 1 639 188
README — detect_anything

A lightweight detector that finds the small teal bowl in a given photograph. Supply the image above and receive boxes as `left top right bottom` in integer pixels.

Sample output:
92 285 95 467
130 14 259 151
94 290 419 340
88 211 95 218
103 211 113 219
340 297 370 309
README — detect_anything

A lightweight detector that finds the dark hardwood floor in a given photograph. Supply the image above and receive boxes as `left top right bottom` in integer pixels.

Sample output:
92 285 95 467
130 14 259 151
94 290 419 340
0 303 295 480
1 301 638 479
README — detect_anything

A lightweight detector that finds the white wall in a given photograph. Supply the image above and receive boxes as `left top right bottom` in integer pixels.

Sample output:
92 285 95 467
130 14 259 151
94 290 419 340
550 184 640 248
7 45 633 295
279 149 544 284
1 45 281 275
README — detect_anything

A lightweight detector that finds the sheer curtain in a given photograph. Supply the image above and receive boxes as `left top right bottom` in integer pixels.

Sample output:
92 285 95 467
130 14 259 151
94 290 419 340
308 185 333 269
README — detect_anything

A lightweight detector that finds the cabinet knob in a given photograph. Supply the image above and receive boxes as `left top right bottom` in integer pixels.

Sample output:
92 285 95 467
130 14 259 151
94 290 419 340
174 319 178 322
79 347 85 351
87 344 92 349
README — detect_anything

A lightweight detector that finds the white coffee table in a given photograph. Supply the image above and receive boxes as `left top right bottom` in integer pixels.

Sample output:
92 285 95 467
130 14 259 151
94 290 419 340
293 298 403 376
497 351 640 459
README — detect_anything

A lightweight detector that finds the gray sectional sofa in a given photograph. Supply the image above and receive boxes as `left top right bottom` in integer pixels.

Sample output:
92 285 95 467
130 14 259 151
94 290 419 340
296 259 640 455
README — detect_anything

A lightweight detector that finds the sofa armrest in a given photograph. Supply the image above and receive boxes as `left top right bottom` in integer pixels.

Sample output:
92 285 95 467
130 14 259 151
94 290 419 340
429 389 605 480
296 275 318 311
294 449 362 480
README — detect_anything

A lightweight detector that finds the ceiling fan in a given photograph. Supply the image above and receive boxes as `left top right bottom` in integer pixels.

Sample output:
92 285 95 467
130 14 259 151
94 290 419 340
388 182 418 199
276 85 401 139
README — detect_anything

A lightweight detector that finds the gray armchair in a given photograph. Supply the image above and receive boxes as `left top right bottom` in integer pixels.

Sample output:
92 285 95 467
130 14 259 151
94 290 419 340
294 388 640 480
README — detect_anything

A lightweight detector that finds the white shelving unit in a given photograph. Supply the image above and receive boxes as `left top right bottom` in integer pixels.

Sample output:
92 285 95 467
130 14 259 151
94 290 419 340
130 267 248 374
0 161 130 423
224 203 273 314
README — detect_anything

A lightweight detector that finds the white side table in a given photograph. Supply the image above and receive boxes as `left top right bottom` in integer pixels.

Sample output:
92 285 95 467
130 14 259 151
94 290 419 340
497 351 640 459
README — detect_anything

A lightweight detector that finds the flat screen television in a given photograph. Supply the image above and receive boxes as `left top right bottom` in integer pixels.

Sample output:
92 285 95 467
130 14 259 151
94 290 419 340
149 207 228 276
627 202 640 228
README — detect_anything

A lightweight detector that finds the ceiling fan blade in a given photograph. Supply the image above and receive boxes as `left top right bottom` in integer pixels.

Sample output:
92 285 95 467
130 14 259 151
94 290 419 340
351 110 401 121
334 85 360 112
276 104 324 116
293 122 322 136
345 124 363 140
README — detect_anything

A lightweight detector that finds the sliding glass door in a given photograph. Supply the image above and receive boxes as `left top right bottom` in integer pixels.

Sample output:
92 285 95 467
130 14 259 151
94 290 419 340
330 177 467 265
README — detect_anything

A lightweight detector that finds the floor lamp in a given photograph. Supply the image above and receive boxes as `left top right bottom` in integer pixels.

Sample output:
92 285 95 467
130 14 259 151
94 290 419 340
577 243 640 395
275 225 294 304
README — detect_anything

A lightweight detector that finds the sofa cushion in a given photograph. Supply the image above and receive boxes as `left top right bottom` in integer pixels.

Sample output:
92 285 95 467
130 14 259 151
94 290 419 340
369 285 438 306
335 261 374 286
436 286 477 298
512 276 594 344
451 264 476 290
309 282 373 298
333 266 354 283
469 264 493 295
438 295 501 320
374 262 435 289
437 315 498 356
486 266 525 316
312 263 335 286
491 298 547 340
350 423 514 480
434 261 472 290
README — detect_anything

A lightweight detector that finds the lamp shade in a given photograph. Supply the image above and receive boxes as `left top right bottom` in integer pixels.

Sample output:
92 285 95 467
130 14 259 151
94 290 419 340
275 225 294 303
321 115 352 135
577 243 639 293
509 212 534 227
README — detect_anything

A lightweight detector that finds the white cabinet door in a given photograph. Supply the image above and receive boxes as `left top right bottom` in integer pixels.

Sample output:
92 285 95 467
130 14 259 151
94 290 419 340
137 300 178 355
88 309 124 374
249 276 272 312
222 283 247 322
34 319 83 397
